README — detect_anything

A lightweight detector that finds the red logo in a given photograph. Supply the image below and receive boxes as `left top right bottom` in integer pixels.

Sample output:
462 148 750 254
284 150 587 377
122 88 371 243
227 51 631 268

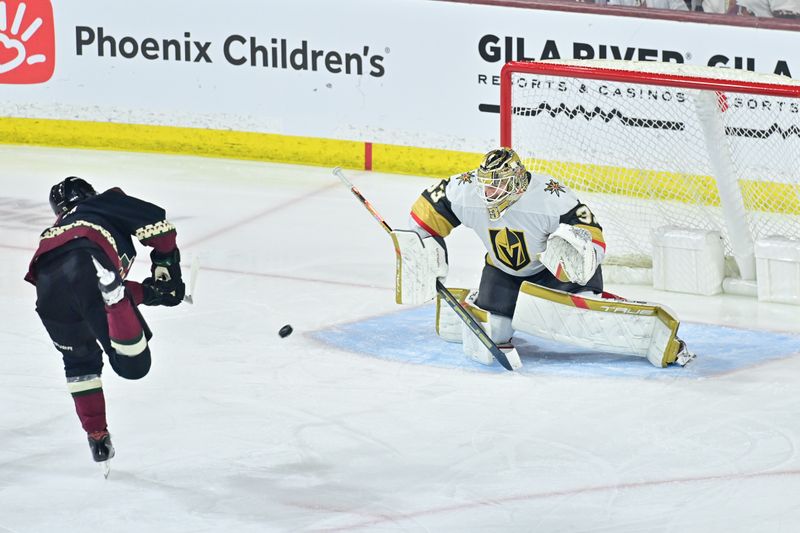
0 0 55 84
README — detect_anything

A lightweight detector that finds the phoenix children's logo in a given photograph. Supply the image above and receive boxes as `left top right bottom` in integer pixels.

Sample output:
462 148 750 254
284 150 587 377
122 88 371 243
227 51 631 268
0 0 55 84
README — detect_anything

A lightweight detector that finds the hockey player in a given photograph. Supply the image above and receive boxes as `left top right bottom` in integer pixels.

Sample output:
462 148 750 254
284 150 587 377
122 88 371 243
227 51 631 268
24 176 185 468
392 148 695 369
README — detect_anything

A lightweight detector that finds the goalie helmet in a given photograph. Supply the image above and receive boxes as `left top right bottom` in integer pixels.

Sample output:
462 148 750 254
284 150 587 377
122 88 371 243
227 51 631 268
49 176 96 215
476 148 530 220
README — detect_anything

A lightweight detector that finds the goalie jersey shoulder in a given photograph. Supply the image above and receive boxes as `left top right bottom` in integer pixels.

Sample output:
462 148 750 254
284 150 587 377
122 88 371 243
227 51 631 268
522 173 606 251
517 173 582 217
410 171 483 237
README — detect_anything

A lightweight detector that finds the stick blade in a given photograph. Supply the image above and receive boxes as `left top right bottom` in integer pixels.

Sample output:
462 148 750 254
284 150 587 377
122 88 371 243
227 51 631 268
183 255 200 305
333 166 353 187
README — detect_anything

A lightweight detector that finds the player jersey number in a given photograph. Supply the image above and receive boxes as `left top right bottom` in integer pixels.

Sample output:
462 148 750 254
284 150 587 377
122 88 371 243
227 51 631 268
425 180 447 203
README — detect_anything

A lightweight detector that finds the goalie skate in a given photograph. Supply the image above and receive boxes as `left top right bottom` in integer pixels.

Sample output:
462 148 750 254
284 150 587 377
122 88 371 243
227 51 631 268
675 339 697 366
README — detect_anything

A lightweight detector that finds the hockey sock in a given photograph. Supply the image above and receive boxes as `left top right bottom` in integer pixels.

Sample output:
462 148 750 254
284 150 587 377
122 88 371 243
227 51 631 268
67 374 107 434
106 298 147 358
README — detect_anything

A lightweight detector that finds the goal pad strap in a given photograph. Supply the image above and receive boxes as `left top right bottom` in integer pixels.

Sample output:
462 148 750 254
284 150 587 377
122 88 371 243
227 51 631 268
511 282 681 368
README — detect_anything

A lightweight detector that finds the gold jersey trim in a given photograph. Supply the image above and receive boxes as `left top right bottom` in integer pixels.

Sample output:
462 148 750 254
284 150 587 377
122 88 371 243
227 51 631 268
41 220 119 255
411 196 455 237
135 220 176 242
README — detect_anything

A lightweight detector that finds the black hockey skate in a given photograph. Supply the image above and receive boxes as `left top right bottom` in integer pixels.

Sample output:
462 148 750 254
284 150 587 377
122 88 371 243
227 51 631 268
88 430 115 463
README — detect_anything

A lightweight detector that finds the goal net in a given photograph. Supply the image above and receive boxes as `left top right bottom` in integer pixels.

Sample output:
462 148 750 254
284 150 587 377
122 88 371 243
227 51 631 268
500 60 800 283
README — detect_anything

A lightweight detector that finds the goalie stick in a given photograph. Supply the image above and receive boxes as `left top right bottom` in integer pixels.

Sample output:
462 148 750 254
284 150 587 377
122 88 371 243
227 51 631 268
333 167 517 371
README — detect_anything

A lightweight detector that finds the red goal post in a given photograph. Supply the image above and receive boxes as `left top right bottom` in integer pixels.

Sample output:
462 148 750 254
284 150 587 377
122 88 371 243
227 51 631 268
499 59 800 285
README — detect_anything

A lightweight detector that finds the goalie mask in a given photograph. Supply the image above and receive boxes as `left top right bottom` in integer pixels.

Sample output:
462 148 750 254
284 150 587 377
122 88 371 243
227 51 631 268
476 148 530 221
49 176 96 215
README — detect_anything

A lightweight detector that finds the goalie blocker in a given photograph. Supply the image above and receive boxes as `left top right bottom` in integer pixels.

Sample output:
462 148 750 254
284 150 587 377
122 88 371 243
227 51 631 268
390 230 448 305
437 283 695 368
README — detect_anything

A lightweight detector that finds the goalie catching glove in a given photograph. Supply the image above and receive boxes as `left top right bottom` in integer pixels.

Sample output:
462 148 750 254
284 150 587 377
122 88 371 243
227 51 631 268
142 248 185 306
538 223 598 285
390 230 448 305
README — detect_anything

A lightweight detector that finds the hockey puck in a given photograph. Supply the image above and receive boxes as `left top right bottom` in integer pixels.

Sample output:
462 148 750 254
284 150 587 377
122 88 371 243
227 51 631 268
278 324 293 338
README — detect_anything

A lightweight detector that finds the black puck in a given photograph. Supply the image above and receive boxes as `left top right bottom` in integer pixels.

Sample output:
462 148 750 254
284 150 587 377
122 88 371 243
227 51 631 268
278 324 293 338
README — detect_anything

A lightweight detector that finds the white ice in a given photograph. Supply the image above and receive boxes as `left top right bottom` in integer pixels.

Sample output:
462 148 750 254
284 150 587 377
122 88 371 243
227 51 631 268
1 145 799 532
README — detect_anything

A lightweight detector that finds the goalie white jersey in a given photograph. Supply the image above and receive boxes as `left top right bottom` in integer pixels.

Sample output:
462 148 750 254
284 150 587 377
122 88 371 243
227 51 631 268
410 170 607 278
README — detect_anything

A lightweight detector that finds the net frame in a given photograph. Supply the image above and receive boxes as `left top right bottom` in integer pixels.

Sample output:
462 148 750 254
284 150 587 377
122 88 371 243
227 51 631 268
499 59 800 281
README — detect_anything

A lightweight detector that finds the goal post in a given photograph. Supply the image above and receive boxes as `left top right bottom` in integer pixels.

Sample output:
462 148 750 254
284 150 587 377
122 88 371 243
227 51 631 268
499 60 800 287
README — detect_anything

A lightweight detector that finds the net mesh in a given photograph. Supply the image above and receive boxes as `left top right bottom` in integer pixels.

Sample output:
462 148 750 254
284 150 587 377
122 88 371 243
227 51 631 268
506 60 800 270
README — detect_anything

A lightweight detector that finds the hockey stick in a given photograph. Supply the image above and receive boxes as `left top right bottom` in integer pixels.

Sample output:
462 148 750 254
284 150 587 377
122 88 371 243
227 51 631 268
183 255 200 304
333 166 517 371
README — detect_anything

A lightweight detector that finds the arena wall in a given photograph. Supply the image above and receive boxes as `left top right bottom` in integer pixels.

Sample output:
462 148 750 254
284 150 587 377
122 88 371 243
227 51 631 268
0 0 798 176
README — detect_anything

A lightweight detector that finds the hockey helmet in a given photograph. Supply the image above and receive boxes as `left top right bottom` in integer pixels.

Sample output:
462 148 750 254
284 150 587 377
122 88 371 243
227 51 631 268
476 147 529 220
49 176 96 215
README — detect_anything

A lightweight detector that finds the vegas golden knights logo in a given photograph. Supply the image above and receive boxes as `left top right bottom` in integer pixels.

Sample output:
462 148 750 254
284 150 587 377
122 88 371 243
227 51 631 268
489 228 530 270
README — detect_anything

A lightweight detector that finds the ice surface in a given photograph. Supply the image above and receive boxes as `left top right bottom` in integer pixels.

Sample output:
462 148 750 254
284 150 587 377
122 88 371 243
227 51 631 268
1 146 799 532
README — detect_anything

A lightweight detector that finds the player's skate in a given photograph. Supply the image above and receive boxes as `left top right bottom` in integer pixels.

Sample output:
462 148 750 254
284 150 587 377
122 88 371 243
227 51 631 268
88 429 115 478
674 339 696 366
92 257 125 306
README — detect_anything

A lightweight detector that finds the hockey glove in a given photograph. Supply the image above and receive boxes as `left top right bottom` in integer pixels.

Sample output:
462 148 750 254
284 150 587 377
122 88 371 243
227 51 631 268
141 277 185 307
144 248 185 306
151 248 182 285
537 224 598 285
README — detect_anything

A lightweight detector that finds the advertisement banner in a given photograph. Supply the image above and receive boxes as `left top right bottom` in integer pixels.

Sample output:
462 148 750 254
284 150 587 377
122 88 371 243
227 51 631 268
0 0 798 153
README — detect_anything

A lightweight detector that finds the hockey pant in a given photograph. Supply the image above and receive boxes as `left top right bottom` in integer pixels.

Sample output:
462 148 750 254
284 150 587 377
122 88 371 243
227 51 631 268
34 247 152 433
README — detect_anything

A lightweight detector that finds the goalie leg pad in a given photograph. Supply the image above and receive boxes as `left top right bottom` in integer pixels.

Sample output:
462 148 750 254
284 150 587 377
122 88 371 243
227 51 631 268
435 288 470 343
511 282 687 368
390 230 448 305
461 292 521 368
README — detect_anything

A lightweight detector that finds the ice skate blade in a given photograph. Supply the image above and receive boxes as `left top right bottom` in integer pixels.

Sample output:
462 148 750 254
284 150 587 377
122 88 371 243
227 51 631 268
100 460 111 478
